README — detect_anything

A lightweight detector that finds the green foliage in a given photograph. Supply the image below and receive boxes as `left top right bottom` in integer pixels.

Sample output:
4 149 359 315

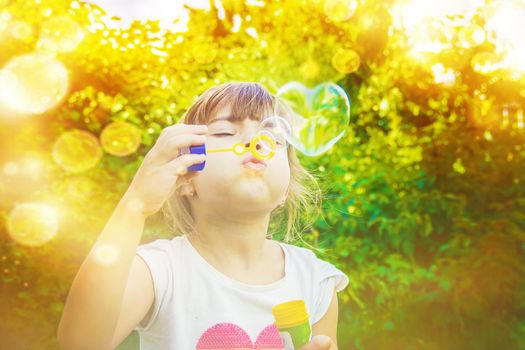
1 0 525 349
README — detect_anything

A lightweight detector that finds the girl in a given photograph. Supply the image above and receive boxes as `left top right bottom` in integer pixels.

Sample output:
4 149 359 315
58 82 349 350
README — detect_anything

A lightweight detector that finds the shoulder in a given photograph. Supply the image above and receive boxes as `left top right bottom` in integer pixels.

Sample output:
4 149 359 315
135 235 185 271
280 241 318 260
134 236 186 288
279 241 327 270
137 235 184 254
280 241 349 292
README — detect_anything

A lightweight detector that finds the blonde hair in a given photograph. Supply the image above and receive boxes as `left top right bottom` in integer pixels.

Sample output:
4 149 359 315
161 82 323 245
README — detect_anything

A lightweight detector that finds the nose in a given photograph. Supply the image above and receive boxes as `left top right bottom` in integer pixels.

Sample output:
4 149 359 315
242 126 259 148
244 139 263 152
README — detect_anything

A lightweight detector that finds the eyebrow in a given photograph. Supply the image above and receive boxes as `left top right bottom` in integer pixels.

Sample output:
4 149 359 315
207 114 264 127
207 115 240 126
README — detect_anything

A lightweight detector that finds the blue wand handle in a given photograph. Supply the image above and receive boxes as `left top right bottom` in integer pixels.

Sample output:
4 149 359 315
186 144 206 171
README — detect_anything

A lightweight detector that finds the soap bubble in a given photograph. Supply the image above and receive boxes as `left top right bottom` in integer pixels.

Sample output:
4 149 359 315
10 20 32 40
100 121 142 157
6 202 59 247
52 129 103 173
274 82 350 156
332 48 361 74
0 53 69 114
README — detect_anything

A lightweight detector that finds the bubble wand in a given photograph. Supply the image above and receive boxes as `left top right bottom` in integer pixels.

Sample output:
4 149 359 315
181 132 279 172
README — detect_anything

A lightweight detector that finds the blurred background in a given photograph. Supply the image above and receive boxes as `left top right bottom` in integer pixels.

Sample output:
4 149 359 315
1 0 525 349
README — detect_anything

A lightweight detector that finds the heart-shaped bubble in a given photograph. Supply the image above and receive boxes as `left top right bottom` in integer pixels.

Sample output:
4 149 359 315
273 82 350 156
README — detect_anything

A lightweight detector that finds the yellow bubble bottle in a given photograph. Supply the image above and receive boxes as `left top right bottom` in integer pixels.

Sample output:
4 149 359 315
272 300 312 350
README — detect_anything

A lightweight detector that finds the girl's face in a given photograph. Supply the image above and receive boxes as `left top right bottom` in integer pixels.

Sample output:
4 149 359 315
191 106 290 214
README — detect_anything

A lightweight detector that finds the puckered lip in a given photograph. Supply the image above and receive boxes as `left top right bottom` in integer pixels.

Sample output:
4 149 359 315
242 156 267 166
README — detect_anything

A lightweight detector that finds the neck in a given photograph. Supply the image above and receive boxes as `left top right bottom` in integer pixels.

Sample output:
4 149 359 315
187 206 272 270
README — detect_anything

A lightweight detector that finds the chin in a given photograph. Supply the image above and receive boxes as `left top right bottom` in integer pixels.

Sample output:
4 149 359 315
234 203 276 215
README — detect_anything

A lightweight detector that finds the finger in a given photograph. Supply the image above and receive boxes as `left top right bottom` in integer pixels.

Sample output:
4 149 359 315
163 153 206 176
298 335 334 350
297 342 315 350
152 123 208 155
164 122 208 134
177 167 198 182
158 123 208 144
154 134 207 165
313 335 335 350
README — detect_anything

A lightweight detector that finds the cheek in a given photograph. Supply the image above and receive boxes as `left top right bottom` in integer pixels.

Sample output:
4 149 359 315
197 152 240 182
269 156 290 179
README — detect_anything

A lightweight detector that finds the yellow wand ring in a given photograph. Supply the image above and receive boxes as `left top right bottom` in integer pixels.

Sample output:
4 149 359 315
206 133 276 161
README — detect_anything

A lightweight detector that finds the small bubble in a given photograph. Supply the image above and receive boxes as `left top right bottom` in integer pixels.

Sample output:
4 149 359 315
126 198 144 213
93 244 120 265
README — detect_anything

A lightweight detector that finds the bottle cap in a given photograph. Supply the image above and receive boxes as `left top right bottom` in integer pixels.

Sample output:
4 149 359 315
272 300 310 329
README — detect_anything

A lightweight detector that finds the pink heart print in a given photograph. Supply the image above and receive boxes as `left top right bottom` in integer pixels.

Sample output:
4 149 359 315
196 322 284 349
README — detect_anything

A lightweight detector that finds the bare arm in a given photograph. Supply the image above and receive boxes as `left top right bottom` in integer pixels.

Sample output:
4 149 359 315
57 192 151 350
57 123 208 350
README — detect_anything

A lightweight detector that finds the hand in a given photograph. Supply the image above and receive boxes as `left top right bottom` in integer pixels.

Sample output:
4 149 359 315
297 335 337 350
124 122 208 218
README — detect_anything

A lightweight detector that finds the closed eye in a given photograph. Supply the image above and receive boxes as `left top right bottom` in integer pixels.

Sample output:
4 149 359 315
213 133 235 136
